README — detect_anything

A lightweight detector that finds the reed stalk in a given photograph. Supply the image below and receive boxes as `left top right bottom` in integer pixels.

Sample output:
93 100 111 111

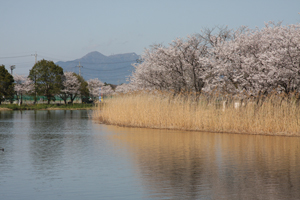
93 91 300 136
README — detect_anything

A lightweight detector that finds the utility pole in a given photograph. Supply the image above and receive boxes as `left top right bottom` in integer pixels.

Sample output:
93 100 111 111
30 52 38 104
10 65 16 75
31 52 37 64
77 61 83 76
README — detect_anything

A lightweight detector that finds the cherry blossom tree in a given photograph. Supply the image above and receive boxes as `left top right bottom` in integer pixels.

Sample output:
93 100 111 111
130 23 300 98
59 72 81 104
210 22 300 96
130 36 209 94
87 78 104 100
130 28 234 96
13 74 34 105
101 85 114 96
115 83 138 94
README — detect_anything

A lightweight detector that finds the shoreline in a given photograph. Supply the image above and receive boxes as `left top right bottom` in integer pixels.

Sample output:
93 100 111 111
93 92 300 137
0 104 95 111
0 107 13 111
97 121 300 137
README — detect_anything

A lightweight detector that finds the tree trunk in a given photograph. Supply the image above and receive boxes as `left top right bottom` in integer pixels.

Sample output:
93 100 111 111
70 94 77 104
20 94 23 105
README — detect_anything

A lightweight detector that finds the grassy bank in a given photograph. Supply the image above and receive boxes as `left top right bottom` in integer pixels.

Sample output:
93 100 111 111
93 92 300 136
0 103 95 111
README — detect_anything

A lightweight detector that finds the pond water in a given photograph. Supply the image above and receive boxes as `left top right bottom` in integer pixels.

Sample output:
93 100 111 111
0 110 300 200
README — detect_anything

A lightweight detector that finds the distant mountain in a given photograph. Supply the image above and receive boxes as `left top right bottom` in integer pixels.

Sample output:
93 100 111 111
56 51 140 84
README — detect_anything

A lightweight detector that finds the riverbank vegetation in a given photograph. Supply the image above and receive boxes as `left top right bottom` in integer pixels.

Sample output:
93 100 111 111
94 22 300 136
0 60 114 105
94 92 300 136
0 103 94 110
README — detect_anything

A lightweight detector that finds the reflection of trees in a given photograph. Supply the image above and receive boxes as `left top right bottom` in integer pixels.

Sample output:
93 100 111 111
28 110 91 177
29 111 66 176
0 111 15 172
107 126 300 199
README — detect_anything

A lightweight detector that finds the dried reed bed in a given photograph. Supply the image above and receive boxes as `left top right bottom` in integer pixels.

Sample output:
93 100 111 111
93 92 300 136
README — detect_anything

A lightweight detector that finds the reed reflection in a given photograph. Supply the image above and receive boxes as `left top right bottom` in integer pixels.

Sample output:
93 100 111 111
106 126 300 200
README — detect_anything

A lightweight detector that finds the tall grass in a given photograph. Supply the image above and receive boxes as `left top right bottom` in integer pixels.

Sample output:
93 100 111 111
93 91 300 136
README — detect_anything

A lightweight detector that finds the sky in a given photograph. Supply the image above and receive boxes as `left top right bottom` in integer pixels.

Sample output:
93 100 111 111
1 0 299 76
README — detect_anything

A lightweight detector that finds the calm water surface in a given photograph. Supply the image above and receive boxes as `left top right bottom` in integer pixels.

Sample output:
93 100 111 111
0 110 300 200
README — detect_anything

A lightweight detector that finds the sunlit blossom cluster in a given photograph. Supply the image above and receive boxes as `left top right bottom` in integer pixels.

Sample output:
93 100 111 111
129 22 300 97
115 83 138 94
87 78 104 98
13 74 34 103
59 72 81 103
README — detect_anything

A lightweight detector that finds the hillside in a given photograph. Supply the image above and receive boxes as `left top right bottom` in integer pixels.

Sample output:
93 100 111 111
56 51 140 84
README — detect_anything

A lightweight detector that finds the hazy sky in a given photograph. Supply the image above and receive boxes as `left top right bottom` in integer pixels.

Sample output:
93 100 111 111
1 0 299 75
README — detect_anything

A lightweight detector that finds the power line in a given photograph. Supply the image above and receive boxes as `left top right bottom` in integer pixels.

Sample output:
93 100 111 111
37 54 139 65
38 52 76 61
83 65 134 72
59 59 138 65
31 52 37 64
0 55 31 59
81 68 134 74
0 53 139 65
81 70 132 76
8 61 33 65
63 66 77 71
81 71 132 77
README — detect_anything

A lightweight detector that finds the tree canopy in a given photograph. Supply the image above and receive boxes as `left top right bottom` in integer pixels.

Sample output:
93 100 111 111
130 23 300 97
0 65 14 104
14 74 34 105
59 72 81 104
87 78 103 100
29 59 64 104
74 73 89 100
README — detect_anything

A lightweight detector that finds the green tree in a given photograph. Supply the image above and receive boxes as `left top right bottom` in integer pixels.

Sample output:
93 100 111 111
0 65 14 104
29 60 64 104
74 74 89 103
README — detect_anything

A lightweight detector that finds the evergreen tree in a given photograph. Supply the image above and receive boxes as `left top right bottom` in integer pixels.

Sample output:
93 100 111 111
0 65 14 104
73 74 89 103
29 60 64 104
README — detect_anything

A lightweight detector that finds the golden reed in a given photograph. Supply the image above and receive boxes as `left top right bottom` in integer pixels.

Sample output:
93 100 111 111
93 91 300 136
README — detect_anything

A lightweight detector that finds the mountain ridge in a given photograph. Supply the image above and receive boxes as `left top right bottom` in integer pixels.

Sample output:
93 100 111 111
56 51 139 84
